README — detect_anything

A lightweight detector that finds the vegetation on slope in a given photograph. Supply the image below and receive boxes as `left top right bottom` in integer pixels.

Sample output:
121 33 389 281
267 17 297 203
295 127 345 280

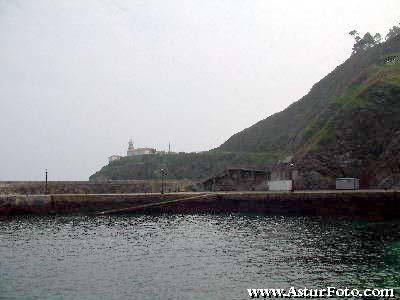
294 50 400 186
90 151 278 181
92 24 400 185
218 28 400 160
298 63 400 155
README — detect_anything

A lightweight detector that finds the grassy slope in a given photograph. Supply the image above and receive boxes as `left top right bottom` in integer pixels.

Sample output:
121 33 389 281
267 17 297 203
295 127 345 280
90 151 278 180
218 37 400 160
91 37 400 183
296 61 400 185
298 63 400 156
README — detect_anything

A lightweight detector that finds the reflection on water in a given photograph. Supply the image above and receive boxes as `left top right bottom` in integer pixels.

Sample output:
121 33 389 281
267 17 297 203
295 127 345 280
1 215 400 300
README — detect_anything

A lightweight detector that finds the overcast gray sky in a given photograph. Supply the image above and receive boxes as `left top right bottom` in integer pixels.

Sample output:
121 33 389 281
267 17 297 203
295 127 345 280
1 0 399 180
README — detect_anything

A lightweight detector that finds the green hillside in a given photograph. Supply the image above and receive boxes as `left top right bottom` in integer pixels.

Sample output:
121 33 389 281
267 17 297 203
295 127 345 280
90 151 277 181
91 30 400 187
217 34 400 187
219 36 400 158
295 60 400 186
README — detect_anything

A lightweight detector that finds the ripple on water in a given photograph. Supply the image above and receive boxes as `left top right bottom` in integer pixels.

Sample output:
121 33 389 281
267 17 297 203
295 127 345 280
1 215 400 300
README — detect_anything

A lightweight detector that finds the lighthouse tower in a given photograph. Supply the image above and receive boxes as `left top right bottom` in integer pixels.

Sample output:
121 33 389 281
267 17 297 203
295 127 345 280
127 139 135 156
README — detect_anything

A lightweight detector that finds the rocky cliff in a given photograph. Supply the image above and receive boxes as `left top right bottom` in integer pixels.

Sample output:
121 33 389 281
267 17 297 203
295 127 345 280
219 35 400 187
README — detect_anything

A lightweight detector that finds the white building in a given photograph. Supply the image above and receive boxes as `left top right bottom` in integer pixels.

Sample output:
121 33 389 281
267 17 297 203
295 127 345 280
108 155 122 163
268 180 293 191
127 139 157 156
336 178 360 190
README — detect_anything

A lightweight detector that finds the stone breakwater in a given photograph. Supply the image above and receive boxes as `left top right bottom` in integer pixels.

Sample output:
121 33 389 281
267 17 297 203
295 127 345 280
0 190 399 220
0 193 196 215
0 180 195 195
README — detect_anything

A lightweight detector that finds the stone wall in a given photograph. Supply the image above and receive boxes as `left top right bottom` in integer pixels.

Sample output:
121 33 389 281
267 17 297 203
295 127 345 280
1 191 400 220
0 193 198 214
134 191 400 220
0 180 195 195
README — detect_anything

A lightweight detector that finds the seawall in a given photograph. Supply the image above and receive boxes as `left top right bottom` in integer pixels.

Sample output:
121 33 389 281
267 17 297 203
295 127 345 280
1 190 399 220
0 180 195 195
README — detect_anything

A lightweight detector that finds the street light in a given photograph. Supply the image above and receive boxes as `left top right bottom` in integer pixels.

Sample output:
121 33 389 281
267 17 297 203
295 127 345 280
45 169 48 195
161 168 165 194
289 163 295 192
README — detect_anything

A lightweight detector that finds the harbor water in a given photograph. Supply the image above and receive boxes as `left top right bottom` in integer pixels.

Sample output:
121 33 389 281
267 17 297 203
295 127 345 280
1 214 400 299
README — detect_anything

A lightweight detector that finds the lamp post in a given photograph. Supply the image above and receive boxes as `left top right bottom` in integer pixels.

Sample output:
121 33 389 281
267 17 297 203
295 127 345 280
45 169 48 195
289 163 295 192
161 168 165 194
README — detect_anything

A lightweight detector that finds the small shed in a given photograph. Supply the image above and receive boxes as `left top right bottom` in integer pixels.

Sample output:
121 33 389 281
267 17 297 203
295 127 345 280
268 180 293 191
336 178 360 190
202 168 269 191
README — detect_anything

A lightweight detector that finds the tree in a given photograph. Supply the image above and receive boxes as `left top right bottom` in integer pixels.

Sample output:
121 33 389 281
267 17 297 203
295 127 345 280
362 32 376 46
374 33 382 44
349 30 361 42
386 24 400 40
349 31 380 54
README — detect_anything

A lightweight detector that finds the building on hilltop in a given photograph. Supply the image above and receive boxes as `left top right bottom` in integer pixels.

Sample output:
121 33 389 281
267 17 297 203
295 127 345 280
108 155 122 163
126 139 157 156
108 140 158 164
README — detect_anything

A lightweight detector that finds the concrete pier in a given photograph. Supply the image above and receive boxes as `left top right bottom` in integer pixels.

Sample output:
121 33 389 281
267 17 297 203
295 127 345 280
0 180 195 195
0 190 399 220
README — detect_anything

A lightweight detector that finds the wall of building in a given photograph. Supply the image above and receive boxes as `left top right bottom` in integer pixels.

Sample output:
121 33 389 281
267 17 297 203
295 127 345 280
268 180 293 191
203 170 268 191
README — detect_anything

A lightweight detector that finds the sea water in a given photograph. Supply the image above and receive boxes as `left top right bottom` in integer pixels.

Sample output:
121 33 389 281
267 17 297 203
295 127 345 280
1 215 400 299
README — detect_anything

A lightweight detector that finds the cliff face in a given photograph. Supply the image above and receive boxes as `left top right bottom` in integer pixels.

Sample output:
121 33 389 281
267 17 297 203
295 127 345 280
219 36 400 187
296 76 400 187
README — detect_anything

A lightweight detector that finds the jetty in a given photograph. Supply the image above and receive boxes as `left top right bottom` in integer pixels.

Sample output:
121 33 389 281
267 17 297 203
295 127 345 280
1 190 400 220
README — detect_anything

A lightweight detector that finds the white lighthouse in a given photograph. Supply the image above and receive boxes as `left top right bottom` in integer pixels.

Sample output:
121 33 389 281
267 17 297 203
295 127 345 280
126 139 157 156
127 139 135 156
